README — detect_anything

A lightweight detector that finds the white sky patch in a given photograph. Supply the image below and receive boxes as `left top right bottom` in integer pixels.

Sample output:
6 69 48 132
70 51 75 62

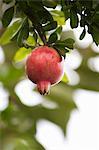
64 49 81 85
0 83 9 111
36 120 65 150
0 46 5 64
88 56 99 72
15 79 43 106
66 49 82 70
36 90 99 150
73 26 93 49
91 43 99 53
62 19 93 49
42 100 58 109
65 67 80 86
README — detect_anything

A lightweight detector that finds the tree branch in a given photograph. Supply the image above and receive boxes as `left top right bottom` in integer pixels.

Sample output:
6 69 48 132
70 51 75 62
17 1 47 45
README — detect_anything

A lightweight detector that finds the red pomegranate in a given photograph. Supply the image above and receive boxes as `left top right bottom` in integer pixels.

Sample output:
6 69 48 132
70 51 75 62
26 46 64 95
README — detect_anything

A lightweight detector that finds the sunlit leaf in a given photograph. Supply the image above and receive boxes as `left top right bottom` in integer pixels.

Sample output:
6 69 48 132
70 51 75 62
26 35 36 46
61 73 69 83
14 47 32 62
50 10 65 25
0 19 22 45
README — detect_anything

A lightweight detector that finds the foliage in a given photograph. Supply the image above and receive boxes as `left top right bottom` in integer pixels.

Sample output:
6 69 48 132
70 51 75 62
0 0 99 149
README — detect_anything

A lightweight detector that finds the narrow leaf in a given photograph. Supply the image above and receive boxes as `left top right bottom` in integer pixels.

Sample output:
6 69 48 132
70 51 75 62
80 28 86 40
2 7 14 27
43 21 57 31
0 19 22 45
48 32 58 44
70 9 79 28
14 47 32 62
42 0 57 8
17 18 29 47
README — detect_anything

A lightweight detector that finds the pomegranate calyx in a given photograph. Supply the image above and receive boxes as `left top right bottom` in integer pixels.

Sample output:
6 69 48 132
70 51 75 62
37 81 51 95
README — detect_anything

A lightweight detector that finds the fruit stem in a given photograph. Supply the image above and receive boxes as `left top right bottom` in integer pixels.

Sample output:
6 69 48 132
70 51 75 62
17 1 47 45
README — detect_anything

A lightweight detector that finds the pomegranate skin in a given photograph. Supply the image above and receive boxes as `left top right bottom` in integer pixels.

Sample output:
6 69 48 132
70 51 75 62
26 46 64 94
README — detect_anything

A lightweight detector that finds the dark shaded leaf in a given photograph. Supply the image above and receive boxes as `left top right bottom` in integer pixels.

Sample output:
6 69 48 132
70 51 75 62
42 0 57 8
62 5 71 20
80 15 85 27
53 45 66 58
3 0 12 4
80 28 86 40
89 23 99 45
70 8 79 28
48 32 58 44
55 38 75 49
43 21 57 31
2 7 14 27
17 18 29 47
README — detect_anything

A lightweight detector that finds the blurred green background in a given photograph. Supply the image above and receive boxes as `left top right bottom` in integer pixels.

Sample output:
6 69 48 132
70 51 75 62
0 0 99 149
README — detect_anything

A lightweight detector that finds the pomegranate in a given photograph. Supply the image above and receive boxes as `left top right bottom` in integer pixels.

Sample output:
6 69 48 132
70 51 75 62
26 46 64 95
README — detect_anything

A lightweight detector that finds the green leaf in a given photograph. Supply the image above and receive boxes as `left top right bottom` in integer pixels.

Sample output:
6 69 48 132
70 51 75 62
64 38 75 49
53 16 65 25
2 7 14 28
53 45 66 58
53 38 74 58
36 7 53 24
48 26 62 44
70 9 79 28
14 47 32 62
80 15 85 27
0 19 22 45
33 31 38 43
26 35 36 47
48 32 58 44
61 73 69 83
42 0 57 8
1 135 45 150
0 64 24 90
43 21 57 31
80 28 86 40
55 38 75 49
17 18 29 47
13 137 45 150
62 5 71 20
50 10 65 25
90 23 99 45
56 26 62 34
77 65 99 91
3 0 12 4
